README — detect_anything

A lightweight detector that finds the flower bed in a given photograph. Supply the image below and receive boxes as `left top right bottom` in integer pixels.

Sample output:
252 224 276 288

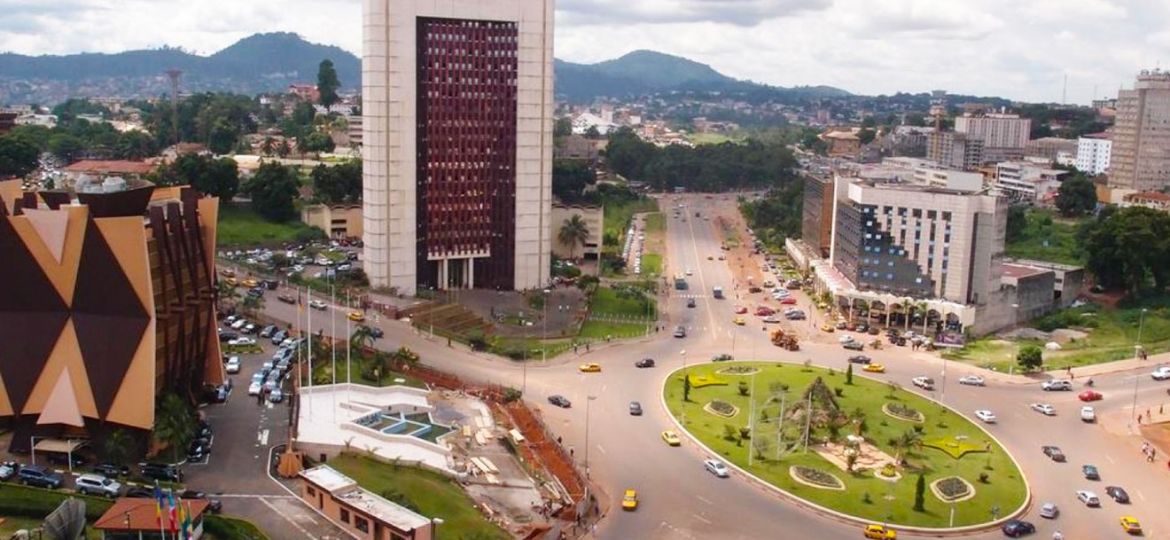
922 437 988 460
881 402 925 423
789 466 845 490
688 374 729 388
716 366 761 376
931 476 975 503
703 399 739 418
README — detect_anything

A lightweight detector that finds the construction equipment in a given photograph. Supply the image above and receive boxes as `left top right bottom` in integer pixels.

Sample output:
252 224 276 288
770 329 800 351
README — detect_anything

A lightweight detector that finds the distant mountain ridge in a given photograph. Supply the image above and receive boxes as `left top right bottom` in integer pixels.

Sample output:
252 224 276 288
0 33 848 104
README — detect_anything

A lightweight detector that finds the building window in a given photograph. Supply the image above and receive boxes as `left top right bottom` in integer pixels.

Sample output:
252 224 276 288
927 210 936 219
306 487 316 497
942 212 952 221
340 509 350 524
913 209 922 218
355 517 370 533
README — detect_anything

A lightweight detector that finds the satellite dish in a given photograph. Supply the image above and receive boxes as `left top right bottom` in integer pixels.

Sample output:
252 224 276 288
43 498 86 540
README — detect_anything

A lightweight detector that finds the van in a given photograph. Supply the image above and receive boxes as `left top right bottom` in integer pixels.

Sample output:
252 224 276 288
713 286 724 299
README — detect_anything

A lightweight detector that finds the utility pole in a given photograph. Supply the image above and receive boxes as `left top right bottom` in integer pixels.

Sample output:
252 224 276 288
748 372 757 466
776 393 786 460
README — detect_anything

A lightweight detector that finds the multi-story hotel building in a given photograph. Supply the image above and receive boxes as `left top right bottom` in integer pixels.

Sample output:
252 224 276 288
0 181 223 453
362 0 554 295
1109 70 1170 193
954 112 1031 163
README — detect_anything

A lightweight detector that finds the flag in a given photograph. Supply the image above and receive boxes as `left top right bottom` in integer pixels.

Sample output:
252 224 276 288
167 489 178 533
153 482 164 526
182 500 193 540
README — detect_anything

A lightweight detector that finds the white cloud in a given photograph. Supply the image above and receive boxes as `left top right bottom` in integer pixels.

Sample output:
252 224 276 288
0 0 1166 103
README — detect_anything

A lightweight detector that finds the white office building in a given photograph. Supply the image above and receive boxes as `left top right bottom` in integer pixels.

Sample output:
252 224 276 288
1076 134 1113 176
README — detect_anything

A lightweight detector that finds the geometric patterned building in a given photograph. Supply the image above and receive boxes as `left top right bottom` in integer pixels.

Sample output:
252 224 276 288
0 181 223 452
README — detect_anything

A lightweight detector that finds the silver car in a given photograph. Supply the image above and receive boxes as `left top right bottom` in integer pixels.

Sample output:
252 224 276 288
75 473 121 497
704 459 729 478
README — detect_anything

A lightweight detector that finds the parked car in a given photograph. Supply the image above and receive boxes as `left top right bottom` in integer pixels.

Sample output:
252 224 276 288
1082 464 1100 480
268 388 284 403
75 473 122 497
0 461 18 481
178 490 223 513
218 332 238 343
259 325 276 338
228 337 256 346
548 395 571 408
18 465 63 489
139 463 183 482
271 330 288 345
843 341 864 351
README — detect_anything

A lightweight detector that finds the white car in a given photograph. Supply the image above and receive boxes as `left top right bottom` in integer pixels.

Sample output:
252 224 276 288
1030 403 1056 416
231 319 248 330
309 299 327 310
228 337 256 346
974 410 997 423
838 335 856 344
772 290 790 298
1080 406 1096 422
1151 366 1170 380
1042 379 1073 391
1075 490 1100 507
225 357 241 374
686 269 693 276
912 377 935 390
247 382 263 396
958 375 985 386
704 459 729 478
1039 502 1059 519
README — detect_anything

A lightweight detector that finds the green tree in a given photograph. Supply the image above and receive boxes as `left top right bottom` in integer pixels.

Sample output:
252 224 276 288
1083 206 1170 293
554 117 572 138
317 60 342 107
0 135 40 178
103 428 135 465
845 363 853 385
683 373 691 402
208 118 238 155
154 393 194 461
244 162 301 222
153 154 240 199
1055 174 1097 217
1017 345 1044 372
913 472 926 512
311 160 362 204
350 325 378 357
292 102 317 127
116 130 158 160
552 159 595 202
303 131 336 154
857 128 876 145
242 293 266 318
47 133 84 163
1006 205 1027 242
557 215 591 260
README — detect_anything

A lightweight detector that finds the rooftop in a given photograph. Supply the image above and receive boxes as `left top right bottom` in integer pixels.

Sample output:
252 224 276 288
63 160 155 176
302 465 431 531
1126 191 1170 203
1002 263 1049 280
94 498 210 531
301 465 357 494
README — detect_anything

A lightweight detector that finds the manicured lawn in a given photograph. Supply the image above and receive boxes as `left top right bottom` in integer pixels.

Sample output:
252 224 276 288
1004 209 1083 265
946 303 1170 370
218 204 316 247
690 132 746 146
603 198 659 253
311 355 427 389
641 253 663 276
329 454 508 540
204 515 270 540
579 320 649 340
643 212 665 235
590 286 656 319
664 362 1026 528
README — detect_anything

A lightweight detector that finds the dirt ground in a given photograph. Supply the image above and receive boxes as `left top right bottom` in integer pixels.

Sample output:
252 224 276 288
456 288 587 339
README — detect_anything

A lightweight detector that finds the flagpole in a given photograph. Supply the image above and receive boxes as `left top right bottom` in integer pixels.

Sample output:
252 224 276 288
331 283 337 423
307 287 313 419
346 291 352 397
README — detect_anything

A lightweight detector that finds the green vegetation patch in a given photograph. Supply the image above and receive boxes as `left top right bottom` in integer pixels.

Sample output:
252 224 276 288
882 402 925 423
330 454 508 540
930 476 975 503
688 374 729 388
922 437 989 460
217 204 318 247
790 466 845 490
640 253 663 276
664 362 1026 528
703 399 739 418
590 285 657 319
1004 208 1083 265
204 515 270 540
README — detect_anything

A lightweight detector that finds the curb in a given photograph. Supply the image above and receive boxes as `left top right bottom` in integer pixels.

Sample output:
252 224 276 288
657 360 1032 536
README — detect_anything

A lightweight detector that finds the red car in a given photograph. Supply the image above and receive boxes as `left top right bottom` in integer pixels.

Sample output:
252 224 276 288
755 307 775 316
780 297 797 305
734 306 748 314
1079 390 1103 402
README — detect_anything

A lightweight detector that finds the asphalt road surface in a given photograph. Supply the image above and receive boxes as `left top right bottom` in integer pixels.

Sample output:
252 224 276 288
259 194 1169 539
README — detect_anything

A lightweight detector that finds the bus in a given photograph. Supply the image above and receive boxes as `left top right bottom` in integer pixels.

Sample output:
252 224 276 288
674 274 688 291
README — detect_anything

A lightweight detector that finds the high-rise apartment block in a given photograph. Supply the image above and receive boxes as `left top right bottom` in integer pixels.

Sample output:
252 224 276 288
927 131 984 170
1076 133 1112 176
1109 70 1170 192
362 0 554 294
954 113 1031 163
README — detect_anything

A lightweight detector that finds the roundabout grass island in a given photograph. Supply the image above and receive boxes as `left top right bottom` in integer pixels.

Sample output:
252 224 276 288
664 361 1027 529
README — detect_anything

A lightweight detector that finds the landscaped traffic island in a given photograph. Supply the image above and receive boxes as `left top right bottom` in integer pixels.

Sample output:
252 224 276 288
663 361 1027 529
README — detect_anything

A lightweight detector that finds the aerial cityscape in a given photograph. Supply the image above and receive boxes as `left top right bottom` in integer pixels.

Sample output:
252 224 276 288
1 1 1170 539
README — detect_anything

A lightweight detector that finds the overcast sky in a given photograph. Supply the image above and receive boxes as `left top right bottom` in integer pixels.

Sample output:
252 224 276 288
2 0 1168 103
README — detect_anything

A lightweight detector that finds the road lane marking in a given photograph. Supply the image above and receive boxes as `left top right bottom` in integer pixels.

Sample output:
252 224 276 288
692 514 712 525
258 497 320 540
1105 454 1116 464
696 495 712 505
596 444 607 455
258 429 270 446
1137 489 1146 501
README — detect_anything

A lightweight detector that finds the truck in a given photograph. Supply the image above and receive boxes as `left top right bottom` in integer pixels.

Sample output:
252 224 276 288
674 274 688 291
712 286 724 299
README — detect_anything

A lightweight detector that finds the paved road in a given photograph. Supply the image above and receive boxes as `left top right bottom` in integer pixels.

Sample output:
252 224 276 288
255 193 1170 540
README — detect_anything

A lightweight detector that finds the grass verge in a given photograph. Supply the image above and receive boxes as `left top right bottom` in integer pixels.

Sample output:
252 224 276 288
664 362 1026 528
1004 209 1083 265
218 204 316 247
329 454 508 540
205 515 270 540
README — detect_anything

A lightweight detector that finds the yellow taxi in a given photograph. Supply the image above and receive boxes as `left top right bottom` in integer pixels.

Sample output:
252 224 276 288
732 317 746 326
820 324 835 333
219 268 236 277
242 278 259 288
347 311 365 322
863 524 896 539
863 363 886 373
661 430 681 446
621 489 638 510
224 277 238 286
578 363 602 373
1120 516 1142 534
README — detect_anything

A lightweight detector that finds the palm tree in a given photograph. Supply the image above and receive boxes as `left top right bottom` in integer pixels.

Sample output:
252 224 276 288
217 280 240 309
260 137 276 157
103 428 134 466
242 293 265 318
893 428 922 464
350 325 377 356
277 139 292 158
154 393 194 461
915 301 929 333
557 215 590 261
902 298 914 330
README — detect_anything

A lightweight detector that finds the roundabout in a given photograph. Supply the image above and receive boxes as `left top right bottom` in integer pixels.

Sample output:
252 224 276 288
663 361 1028 529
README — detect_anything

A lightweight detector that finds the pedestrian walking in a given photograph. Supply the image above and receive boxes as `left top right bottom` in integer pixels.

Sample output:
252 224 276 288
1147 408 1152 420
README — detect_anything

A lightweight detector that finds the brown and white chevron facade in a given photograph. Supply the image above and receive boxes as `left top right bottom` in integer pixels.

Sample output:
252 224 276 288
0 181 223 451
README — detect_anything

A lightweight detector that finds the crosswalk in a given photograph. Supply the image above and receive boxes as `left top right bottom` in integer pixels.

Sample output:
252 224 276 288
672 293 708 299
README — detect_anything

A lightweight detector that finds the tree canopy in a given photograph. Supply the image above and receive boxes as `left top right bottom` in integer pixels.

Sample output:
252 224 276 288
1081 206 1170 294
739 182 804 248
0 135 40 178
310 160 362 204
244 162 301 222
552 159 595 203
317 60 341 107
605 127 799 192
1054 174 1097 217
152 153 241 200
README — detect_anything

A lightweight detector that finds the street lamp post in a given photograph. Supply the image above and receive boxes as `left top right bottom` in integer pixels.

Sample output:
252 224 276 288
681 349 688 426
542 289 550 363
584 395 597 478
1131 308 1148 429
431 517 444 539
